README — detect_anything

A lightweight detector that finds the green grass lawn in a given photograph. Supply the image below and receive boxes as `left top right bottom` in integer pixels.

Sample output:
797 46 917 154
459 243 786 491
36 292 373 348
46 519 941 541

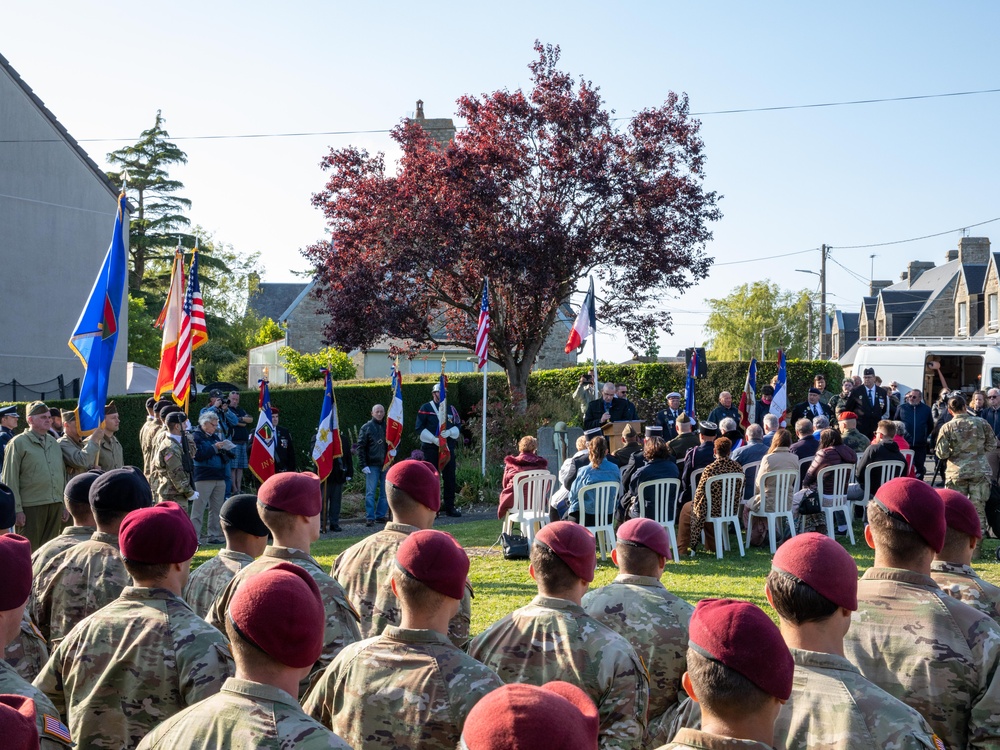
194 519 1000 636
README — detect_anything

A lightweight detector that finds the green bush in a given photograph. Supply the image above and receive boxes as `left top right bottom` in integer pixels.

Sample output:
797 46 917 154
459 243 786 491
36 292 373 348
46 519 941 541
279 346 356 384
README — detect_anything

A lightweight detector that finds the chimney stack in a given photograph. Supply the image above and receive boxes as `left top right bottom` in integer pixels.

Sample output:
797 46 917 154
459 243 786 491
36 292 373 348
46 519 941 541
870 280 892 296
907 261 935 287
958 237 990 266
945 249 959 262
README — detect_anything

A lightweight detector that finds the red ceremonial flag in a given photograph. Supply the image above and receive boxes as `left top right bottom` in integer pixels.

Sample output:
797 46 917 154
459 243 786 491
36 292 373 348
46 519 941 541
312 369 342 481
249 379 276 482
565 277 596 353
383 361 404 470
738 358 758 429
154 249 185 400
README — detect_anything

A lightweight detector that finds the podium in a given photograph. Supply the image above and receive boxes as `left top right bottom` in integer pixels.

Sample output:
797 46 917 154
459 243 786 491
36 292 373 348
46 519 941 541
601 420 645 439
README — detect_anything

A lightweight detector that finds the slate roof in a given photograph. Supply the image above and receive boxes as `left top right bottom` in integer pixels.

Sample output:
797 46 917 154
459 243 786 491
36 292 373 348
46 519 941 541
961 264 988 295
248 282 310 322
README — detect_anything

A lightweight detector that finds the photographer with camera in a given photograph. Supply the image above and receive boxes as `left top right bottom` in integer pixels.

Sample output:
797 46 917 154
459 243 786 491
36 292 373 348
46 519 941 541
191 410 235 544
572 371 600 417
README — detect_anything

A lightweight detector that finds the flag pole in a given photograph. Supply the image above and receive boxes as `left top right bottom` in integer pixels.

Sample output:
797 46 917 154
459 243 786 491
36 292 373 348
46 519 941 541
481 279 489 477
589 277 598 387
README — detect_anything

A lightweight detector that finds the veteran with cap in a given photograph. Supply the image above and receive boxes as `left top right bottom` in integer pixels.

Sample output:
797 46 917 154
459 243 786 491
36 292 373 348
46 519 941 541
469 521 649 750
208 472 361 695
138 562 350 750
843 477 1000 749
304 529 502 750
767 532 941 750
836 410 871 454
846 367 890 439
35 501 234 749
611 422 643 467
583 518 692 746
183 493 268 618
655 393 684 441
55 409 102 479
0 535 73 749
332 460 473 648
0 401 65 549
415 382 463 517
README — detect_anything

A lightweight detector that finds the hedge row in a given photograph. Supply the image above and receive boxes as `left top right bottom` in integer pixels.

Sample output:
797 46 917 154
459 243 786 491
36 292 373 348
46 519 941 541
5 360 842 472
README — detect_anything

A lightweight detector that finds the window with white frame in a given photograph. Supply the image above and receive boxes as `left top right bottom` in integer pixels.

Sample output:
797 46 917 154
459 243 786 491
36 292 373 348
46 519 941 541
959 302 969 335
989 294 998 330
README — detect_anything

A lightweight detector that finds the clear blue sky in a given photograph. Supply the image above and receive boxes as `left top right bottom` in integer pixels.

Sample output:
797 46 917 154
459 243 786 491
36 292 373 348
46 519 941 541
4 2 1000 363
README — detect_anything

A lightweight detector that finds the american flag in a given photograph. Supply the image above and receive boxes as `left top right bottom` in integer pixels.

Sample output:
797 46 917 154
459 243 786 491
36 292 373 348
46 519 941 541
475 279 490 370
174 247 208 406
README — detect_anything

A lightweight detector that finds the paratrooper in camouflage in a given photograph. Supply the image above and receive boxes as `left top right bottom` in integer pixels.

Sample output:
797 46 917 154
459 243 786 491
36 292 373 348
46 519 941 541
656 728 774 749
30 524 95 579
841 427 871 455
331 521 472 648
183 548 254 619
0 658 72 749
34 586 235 750
3 610 48 682
302 626 503 750
774 647 941 750
150 430 196 507
582 573 693 748
935 411 998 534
930 559 1000 625
469 594 649 750
843 567 1000 750
135 677 351 750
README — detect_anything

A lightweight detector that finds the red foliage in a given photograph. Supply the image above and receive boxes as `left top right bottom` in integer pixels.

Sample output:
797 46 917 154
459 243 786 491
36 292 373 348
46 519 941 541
304 42 721 408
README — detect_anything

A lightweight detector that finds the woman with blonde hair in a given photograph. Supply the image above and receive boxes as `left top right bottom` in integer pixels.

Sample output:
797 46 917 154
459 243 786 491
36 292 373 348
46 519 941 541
567 436 620 525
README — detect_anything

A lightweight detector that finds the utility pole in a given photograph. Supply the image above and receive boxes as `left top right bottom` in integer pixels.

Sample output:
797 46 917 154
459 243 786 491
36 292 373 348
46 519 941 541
807 300 813 359
820 244 828 359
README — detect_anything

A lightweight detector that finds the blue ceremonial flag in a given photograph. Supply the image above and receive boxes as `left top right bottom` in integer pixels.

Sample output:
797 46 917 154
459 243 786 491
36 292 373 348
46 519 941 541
684 350 697 421
770 349 788 423
68 192 127 435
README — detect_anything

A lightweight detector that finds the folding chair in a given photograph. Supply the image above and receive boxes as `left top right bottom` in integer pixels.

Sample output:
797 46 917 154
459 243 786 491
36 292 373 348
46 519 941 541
578 481 620 561
810 464 856 545
502 470 556 545
745 469 799 554
702 472 746 559
636 477 681 560
851 460 905 517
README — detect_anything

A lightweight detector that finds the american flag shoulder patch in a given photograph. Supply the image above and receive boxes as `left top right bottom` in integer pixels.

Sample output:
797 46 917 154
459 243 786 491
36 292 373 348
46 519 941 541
42 714 72 743
931 736 945 750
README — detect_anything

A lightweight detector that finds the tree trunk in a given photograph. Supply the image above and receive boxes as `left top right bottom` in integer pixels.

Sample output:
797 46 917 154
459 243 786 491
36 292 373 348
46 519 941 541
505 360 532 414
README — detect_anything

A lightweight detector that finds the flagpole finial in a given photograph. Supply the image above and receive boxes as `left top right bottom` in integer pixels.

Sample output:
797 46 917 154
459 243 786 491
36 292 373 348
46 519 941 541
121 169 128 190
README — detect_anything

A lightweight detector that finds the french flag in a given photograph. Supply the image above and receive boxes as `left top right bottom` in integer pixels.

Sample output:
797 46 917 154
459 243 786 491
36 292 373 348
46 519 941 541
383 362 404 469
565 277 596 353
770 349 788 426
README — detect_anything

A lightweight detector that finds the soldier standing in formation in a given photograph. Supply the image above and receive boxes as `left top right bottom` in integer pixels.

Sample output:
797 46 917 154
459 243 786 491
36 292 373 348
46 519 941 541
150 411 198 508
416 382 463 517
55 410 102 480
96 401 124 471
303 529 502 749
935 394 997 540
29 470 100 579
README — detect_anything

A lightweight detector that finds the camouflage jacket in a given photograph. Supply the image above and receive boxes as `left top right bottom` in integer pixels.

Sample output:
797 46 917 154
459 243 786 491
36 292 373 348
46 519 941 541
843 567 1000 750
136 677 351 750
774 647 941 749
583 573 693 747
931 560 1000 625
183 549 254 619
208 546 361 695
3 610 49 682
331 522 473 648
469 594 649 750
56 434 100 479
841 428 871 455
0 659 72 749
97 433 125 471
30 525 95 579
30 530 130 646
152 432 196 504
935 412 997 481
302 627 503 750
656 728 773 749
34 586 234 750
139 418 158 478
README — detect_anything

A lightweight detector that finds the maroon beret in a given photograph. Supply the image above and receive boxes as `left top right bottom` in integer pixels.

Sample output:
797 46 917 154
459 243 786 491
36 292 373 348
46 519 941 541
396 529 469 600
938 488 983 540
689 598 793 700
539 682 599 748
838 411 858 421
617 518 672 560
534 521 596 583
0 695 38 750
771 532 858 611
386 460 441 512
0 535 31 611
258 472 321 517
229 561 324 668
461 683 596 750
872 477 946 552
119 501 198 564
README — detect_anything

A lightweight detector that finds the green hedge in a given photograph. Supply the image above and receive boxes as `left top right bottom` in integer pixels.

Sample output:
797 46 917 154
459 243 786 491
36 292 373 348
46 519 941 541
2 359 842 475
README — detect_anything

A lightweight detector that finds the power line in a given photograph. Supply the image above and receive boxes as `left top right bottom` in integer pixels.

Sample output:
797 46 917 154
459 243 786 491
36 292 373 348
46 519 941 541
714 247 819 266
830 217 1000 249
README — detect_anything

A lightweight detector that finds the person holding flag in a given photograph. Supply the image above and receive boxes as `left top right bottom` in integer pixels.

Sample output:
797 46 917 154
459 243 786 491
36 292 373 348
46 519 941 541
738 359 758 430
684 349 698 423
770 350 789 428
416 372 462 517
384 361 404 471
312 370 352 533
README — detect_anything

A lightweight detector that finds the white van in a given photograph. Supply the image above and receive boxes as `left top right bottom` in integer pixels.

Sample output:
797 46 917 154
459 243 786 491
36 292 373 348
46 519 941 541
849 339 1000 401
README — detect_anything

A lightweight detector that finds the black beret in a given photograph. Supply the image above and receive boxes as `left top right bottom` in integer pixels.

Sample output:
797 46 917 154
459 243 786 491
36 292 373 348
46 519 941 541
153 400 174 417
0 482 14 528
220 494 269 537
89 467 153 512
165 412 187 427
145 397 157 409
64 469 103 506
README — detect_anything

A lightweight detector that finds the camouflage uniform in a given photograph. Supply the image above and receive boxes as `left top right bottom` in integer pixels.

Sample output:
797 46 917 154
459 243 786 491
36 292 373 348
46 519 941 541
469 594 649 750
930 560 1000 624
3 610 49 682
774 647 941 749
30 531 130 646
135 677 351 749
656 728 772 749
34 586 235 750
582 573 694 748
935 412 998 532
841 428 871 455
30 525 95 578
331 522 473 648
843 567 1000 750
208 546 361 695
56 434 100 479
97 432 125 471
139 418 158 479
302 626 503 750
151 432 196 506
0 659 72 749
183 549 254 619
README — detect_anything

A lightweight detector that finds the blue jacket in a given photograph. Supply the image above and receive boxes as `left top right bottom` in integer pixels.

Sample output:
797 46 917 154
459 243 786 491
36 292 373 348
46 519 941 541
624 457 679 519
895 401 934 447
192 428 227 482
569 458 621 516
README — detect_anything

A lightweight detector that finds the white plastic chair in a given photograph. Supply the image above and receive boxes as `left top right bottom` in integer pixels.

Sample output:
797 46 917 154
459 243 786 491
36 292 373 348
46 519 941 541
578 481 620 561
900 448 915 476
702 472 746 559
798 455 814 482
636 477 682 560
745 469 799 554
689 467 705 500
810 464 856 545
740 461 761 501
502 471 555 545
851 460 905 516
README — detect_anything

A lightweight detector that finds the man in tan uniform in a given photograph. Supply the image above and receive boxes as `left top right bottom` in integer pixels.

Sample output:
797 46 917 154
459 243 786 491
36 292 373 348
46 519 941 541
56 411 102 480
96 401 124 471
30 470 101 578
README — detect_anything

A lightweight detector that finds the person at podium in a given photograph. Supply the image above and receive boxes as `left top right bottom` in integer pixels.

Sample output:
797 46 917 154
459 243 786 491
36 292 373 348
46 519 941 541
584 383 635 429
